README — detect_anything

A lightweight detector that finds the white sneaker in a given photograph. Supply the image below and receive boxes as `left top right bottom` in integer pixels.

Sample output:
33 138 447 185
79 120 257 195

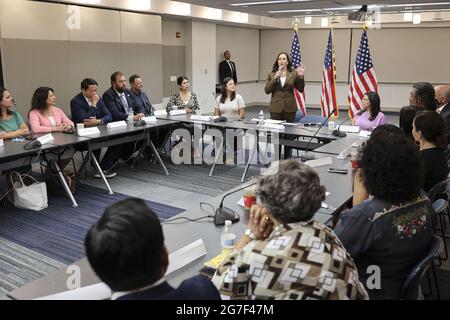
94 170 117 179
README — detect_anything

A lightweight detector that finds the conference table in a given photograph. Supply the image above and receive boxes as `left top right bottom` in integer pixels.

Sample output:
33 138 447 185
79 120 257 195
156 113 339 181
8 150 354 300
0 119 176 205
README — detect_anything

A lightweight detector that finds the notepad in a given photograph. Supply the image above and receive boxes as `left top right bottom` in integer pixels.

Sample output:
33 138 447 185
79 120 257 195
336 145 353 159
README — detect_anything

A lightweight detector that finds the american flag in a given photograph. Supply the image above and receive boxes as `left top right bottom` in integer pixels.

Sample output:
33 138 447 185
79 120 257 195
320 30 338 117
348 29 378 118
290 31 307 115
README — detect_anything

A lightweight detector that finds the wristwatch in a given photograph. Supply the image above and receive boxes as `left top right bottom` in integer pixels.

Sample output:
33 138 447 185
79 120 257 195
244 229 258 241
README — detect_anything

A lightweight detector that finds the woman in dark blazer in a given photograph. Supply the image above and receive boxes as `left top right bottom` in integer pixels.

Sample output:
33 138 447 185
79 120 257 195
264 52 305 158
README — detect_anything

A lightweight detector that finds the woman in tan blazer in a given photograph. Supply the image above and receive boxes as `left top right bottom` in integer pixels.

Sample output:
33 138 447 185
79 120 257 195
265 52 305 158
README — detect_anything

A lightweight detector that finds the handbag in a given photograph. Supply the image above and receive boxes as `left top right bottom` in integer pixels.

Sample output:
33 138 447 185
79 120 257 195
10 171 48 211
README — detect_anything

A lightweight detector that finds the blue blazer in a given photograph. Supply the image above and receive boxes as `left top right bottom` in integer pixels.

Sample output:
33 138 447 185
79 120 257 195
117 275 221 300
70 93 112 124
129 89 155 116
102 87 137 121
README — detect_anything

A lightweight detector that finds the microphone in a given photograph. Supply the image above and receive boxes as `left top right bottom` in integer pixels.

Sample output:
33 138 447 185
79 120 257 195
300 108 337 162
332 109 364 137
276 66 283 84
214 182 256 225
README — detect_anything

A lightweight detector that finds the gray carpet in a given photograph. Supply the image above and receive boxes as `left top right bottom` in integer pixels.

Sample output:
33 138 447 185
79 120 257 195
0 237 64 300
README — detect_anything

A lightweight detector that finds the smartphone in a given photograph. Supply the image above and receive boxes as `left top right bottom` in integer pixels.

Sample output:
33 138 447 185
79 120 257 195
327 168 348 174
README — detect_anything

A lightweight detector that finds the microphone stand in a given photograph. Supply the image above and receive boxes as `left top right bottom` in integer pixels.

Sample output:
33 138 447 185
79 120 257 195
332 109 364 137
300 108 337 162
215 182 256 226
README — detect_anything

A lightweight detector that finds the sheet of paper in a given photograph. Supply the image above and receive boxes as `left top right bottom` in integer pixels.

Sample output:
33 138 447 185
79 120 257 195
154 110 167 116
305 157 332 167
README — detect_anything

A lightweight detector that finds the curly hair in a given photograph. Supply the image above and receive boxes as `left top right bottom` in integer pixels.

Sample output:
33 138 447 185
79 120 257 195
255 160 326 224
359 124 423 204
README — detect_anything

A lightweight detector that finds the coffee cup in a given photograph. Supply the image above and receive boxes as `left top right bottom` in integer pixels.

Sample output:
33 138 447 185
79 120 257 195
351 150 360 169
243 187 257 209
76 123 84 131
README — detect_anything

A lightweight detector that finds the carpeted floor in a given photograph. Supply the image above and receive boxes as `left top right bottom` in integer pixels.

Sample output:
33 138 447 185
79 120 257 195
0 184 184 265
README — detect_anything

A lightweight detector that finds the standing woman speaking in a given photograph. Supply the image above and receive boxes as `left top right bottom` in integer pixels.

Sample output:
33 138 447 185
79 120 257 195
265 52 305 159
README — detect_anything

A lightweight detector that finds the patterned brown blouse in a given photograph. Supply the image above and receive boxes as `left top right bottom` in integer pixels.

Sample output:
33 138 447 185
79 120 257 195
166 91 200 113
212 219 369 300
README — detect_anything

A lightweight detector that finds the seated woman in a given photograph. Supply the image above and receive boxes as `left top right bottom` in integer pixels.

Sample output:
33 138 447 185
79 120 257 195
166 77 201 158
212 160 368 300
214 77 245 119
0 87 31 202
353 92 386 131
412 110 448 192
166 77 199 114
399 105 420 142
334 125 435 300
29 87 74 134
0 87 30 139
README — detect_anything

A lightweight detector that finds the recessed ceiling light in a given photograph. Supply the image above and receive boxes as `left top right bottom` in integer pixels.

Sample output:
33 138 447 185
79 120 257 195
321 17 328 27
413 13 421 24
304 16 312 24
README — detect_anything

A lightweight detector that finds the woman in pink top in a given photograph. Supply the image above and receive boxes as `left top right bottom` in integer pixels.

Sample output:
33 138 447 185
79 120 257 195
353 91 387 131
29 87 74 134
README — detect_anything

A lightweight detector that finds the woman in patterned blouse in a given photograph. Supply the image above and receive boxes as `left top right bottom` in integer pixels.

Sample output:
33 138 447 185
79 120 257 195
212 160 368 300
166 76 200 113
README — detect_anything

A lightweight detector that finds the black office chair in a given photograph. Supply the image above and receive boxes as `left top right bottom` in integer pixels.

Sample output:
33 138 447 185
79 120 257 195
400 235 442 300
428 180 450 261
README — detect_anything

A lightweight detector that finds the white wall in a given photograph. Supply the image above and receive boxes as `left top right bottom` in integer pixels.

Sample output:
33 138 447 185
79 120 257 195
216 25 259 83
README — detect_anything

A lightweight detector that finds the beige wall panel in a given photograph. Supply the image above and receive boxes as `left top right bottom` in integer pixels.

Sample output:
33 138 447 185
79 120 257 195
121 11 161 44
121 44 163 103
67 42 124 101
162 46 185 97
68 6 120 43
0 0 68 40
2 39 72 117
216 25 259 83
351 28 450 84
260 29 351 83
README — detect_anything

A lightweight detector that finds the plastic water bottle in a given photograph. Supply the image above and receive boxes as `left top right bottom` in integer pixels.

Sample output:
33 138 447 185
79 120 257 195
221 220 236 249
259 110 264 125
127 108 134 122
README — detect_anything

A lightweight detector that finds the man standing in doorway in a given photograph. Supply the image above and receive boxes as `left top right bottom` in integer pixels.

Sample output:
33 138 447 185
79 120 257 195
219 50 237 84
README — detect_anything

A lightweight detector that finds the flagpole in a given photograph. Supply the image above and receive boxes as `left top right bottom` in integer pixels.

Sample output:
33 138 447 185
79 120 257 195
329 16 338 119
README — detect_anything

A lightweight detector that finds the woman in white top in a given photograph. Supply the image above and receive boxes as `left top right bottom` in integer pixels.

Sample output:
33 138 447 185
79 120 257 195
214 77 245 119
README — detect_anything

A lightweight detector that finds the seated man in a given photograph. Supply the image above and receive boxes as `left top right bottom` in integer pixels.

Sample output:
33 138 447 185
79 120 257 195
85 198 220 300
70 78 116 177
129 74 168 158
